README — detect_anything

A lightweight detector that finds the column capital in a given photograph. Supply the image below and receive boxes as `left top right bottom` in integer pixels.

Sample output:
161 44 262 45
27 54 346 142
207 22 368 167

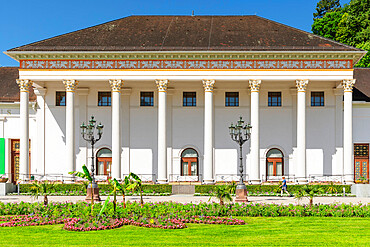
63 80 78 92
342 79 356 92
249 79 261 92
156 79 169 92
16 79 33 92
202 79 215 92
296 79 309 92
109 79 124 92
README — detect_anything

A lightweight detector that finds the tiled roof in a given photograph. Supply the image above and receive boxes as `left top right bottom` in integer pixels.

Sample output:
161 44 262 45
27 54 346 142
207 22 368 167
0 67 36 102
353 68 370 101
8 15 361 52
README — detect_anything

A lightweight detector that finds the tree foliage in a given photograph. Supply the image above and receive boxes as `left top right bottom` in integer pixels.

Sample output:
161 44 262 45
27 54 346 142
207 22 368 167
313 0 341 19
312 0 370 67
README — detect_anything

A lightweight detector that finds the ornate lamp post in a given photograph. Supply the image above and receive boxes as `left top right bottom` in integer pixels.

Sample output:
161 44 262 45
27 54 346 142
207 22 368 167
229 116 252 202
80 116 104 202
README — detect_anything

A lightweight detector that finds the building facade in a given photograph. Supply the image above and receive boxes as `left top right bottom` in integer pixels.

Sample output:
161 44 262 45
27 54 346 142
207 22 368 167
1 16 369 184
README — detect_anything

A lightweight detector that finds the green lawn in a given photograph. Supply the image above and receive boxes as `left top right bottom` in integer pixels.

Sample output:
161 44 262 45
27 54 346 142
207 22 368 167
0 217 369 246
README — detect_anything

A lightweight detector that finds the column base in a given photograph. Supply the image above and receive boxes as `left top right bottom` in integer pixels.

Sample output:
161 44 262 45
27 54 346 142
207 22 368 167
157 179 168 184
249 179 261 185
85 188 101 202
235 188 249 203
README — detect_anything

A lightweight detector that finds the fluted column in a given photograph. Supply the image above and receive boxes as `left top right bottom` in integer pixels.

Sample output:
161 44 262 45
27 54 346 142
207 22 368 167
342 79 356 183
63 80 78 176
203 79 215 184
296 79 308 182
110 79 123 179
16 79 33 181
249 80 261 183
156 79 168 183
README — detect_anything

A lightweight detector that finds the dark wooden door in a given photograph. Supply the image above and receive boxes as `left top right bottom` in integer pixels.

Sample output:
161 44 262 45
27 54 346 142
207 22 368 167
354 144 369 183
11 139 31 183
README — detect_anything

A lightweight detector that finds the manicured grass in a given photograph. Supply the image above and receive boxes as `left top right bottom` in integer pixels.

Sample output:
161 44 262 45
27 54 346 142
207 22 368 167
0 217 369 246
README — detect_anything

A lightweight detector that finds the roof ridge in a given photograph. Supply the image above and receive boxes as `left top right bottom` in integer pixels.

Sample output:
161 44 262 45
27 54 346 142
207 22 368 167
253 15 361 51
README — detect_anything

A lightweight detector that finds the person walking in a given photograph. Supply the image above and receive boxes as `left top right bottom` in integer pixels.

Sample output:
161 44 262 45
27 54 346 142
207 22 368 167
279 176 291 196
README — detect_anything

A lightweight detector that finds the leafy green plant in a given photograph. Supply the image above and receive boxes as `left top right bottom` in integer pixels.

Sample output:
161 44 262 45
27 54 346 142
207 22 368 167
126 173 143 207
326 182 338 194
69 165 95 214
98 196 110 219
209 185 232 206
300 185 325 206
30 180 55 206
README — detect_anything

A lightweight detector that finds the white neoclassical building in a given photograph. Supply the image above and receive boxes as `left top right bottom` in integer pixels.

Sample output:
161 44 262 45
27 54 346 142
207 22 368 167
0 15 369 184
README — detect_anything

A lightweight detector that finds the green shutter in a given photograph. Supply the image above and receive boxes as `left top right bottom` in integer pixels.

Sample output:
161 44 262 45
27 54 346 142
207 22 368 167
0 138 4 174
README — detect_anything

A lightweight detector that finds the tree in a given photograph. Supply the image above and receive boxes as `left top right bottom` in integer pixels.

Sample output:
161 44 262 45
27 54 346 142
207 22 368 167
30 180 55 206
209 185 233 206
299 185 325 207
108 177 130 211
312 0 370 67
313 0 341 19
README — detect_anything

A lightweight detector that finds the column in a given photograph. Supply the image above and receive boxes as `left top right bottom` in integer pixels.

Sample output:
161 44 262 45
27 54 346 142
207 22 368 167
156 79 168 183
249 80 261 183
203 79 215 184
342 79 356 183
33 88 47 176
296 79 308 182
122 88 132 177
63 80 78 176
16 79 33 180
109 80 123 179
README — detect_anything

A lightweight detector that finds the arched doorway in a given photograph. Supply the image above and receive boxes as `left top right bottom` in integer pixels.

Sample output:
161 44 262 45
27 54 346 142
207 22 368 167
266 148 284 178
96 148 112 177
181 148 199 176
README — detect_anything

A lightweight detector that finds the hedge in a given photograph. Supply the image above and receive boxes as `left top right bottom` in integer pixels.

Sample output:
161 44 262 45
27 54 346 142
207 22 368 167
18 183 351 195
19 183 172 194
195 184 352 194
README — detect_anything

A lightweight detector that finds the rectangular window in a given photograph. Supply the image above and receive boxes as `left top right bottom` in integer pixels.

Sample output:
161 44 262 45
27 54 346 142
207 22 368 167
183 92 196 107
268 92 282 107
98 92 111 106
56 91 66 106
311 92 324 106
225 92 239 107
140 92 154 106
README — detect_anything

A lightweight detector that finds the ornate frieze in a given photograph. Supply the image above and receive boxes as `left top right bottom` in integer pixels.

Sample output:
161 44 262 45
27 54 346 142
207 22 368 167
19 59 353 70
203 80 215 92
156 79 169 92
296 80 309 92
342 79 356 92
63 80 78 92
109 79 124 92
249 80 261 92
16 79 33 92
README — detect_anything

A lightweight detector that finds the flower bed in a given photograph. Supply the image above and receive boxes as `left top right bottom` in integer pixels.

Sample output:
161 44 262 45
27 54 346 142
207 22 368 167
0 215 66 227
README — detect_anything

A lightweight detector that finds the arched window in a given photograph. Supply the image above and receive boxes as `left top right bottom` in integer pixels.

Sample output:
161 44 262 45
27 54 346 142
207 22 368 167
266 148 284 177
181 148 198 176
96 148 112 176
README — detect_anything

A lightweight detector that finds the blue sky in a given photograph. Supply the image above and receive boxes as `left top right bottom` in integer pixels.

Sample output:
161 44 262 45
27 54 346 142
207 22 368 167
0 0 350 66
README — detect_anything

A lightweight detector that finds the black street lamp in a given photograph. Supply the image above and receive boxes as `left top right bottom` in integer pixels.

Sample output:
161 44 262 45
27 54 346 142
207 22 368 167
229 116 251 202
80 115 104 202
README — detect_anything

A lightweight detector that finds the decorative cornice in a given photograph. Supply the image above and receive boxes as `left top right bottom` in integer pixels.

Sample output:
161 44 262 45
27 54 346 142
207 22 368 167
16 79 33 92
296 79 309 92
109 79 124 92
19 59 353 70
63 80 78 92
249 80 261 92
156 79 169 92
203 79 215 92
7 51 364 62
342 79 356 92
